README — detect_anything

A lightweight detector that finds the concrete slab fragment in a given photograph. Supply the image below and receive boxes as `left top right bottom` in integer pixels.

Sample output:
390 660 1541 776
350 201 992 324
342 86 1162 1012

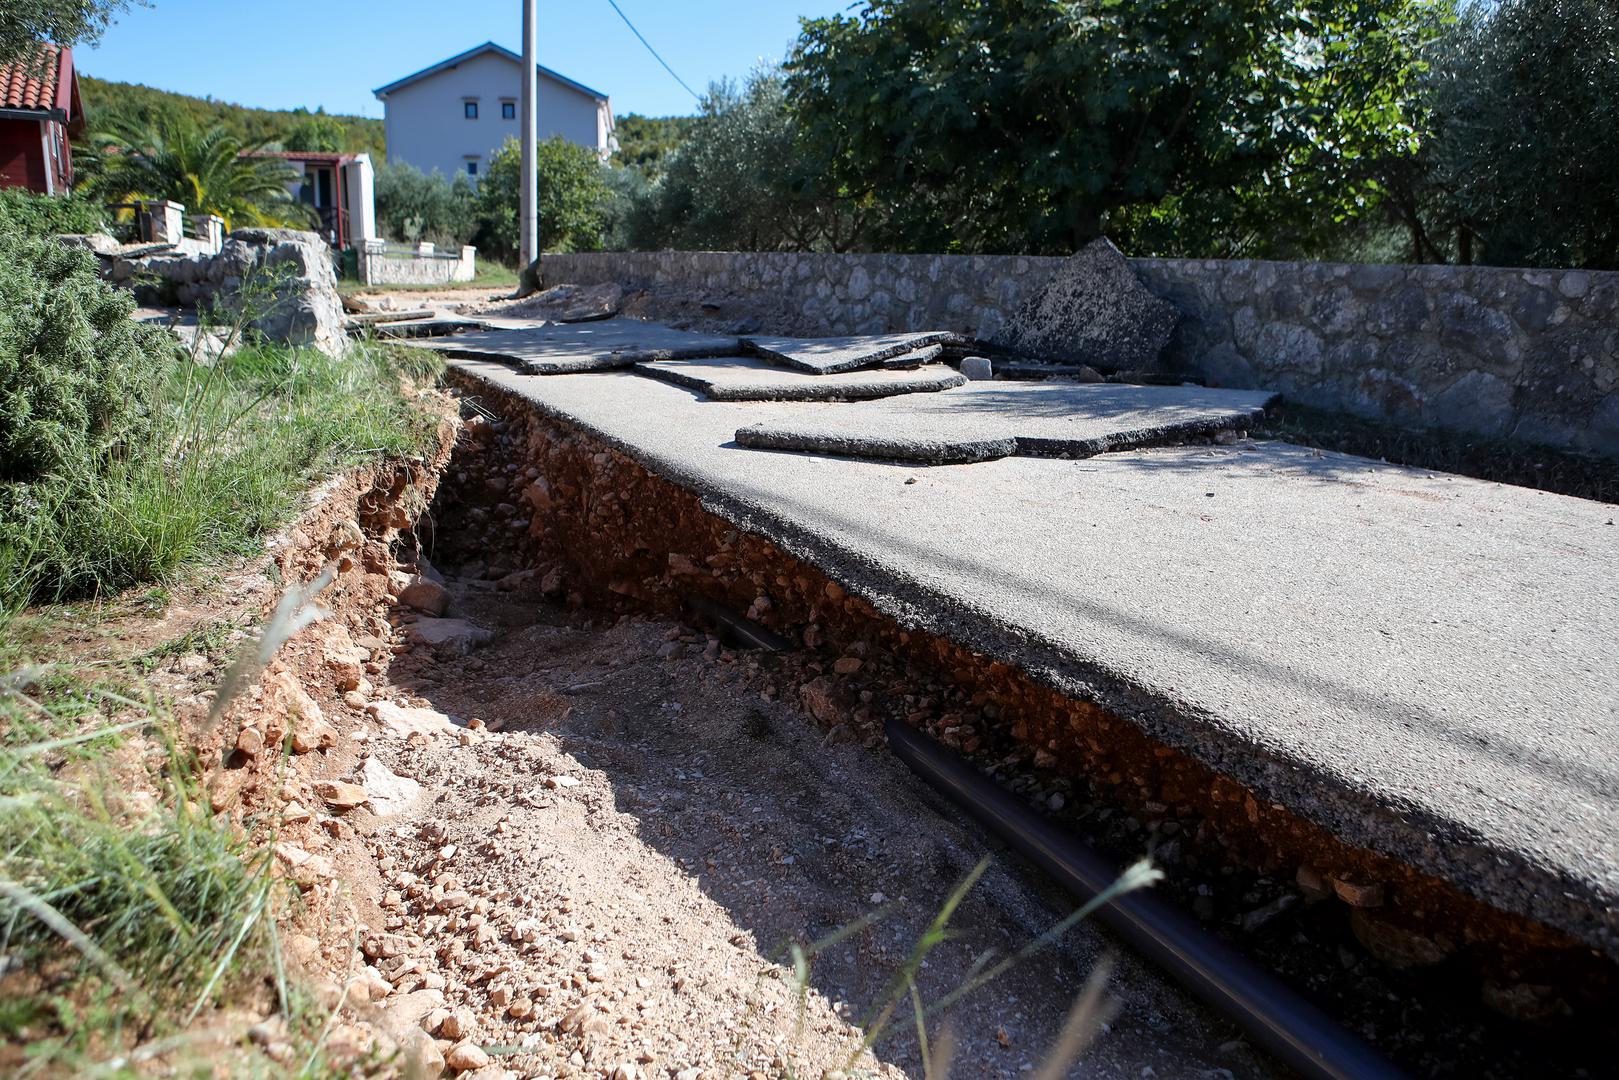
411 319 740 374
633 356 967 402
441 358 1619 959
734 382 1277 464
375 317 488 339
743 331 963 374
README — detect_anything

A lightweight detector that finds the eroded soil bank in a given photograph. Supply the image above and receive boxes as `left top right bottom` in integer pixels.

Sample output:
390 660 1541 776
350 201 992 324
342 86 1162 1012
422 366 1619 1078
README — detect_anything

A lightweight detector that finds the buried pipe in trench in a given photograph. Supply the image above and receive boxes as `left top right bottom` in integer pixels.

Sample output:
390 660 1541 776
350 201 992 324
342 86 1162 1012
884 717 1404 1080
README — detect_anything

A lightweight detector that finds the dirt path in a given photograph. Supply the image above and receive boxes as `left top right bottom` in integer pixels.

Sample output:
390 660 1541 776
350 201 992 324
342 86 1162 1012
343 571 1267 1079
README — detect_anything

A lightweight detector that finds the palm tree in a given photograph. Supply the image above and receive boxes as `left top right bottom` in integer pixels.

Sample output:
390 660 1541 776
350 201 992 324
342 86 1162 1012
83 112 315 229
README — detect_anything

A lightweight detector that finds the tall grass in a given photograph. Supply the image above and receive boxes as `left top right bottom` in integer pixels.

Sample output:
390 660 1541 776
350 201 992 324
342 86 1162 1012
0 584 332 1075
0 335 443 613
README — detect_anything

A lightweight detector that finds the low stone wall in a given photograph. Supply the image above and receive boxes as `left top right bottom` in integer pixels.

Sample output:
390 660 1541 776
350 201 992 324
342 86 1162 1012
360 243 476 287
541 250 1619 458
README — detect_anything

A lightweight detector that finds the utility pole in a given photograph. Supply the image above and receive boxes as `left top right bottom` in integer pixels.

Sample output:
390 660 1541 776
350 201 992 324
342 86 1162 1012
519 0 539 268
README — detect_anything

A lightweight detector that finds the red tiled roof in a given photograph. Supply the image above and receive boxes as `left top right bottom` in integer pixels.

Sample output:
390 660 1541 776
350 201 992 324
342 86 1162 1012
246 150 357 164
0 44 68 112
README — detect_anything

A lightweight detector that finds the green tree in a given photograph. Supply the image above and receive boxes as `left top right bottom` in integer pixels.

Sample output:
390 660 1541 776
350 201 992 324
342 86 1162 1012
633 69 871 253
282 110 348 153
373 161 477 246
0 0 133 68
79 75 388 161
83 113 312 229
613 113 698 178
474 137 611 263
786 0 1442 255
1423 0 1619 268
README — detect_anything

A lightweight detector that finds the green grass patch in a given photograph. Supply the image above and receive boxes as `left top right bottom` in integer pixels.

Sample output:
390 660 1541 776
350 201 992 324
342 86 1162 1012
134 618 245 674
0 339 444 613
1254 403 1619 504
0 590 378 1074
0 672 272 1072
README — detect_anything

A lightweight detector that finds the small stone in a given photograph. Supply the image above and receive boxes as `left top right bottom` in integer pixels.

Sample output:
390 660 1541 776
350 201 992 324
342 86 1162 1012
399 578 451 616
343 690 369 711
832 657 863 675
1295 865 1331 901
508 997 534 1019
1349 908 1454 970
1330 878 1385 908
314 781 368 810
404 1030 446 1077
236 726 265 756
439 1007 474 1039
546 775 581 789
290 718 337 754
959 355 994 381
559 1002 594 1033
273 842 335 886
406 618 493 656
248 1016 287 1045
445 1040 490 1071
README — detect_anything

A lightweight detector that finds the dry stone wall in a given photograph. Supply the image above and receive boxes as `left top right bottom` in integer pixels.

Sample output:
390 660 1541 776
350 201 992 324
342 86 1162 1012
108 228 349 357
542 250 1619 459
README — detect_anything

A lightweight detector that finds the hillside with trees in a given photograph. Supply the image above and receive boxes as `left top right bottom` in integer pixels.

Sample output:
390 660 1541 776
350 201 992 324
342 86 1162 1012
79 75 386 157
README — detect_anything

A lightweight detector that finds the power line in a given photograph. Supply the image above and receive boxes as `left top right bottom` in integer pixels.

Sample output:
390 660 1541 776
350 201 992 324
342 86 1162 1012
602 0 702 102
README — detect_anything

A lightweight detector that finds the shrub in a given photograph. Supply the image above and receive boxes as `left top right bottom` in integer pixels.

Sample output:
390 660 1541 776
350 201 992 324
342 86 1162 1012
0 332 441 610
0 234 170 484
475 136 611 262
0 187 108 238
374 160 478 246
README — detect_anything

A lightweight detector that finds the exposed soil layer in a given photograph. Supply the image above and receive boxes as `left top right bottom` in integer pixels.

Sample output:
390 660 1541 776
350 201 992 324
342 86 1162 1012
434 368 1619 1078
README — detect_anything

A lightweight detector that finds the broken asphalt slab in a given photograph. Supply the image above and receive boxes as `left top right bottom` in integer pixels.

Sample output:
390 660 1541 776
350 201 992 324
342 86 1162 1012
446 358 1619 961
742 331 964 374
373 317 490 339
990 237 1179 372
734 382 1278 464
409 319 740 373
632 355 967 402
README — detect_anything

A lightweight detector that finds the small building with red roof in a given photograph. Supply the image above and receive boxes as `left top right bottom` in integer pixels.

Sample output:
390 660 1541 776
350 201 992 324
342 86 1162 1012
0 44 84 194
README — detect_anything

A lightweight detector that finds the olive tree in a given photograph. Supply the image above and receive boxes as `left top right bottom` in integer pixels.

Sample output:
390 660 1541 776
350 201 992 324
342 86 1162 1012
786 0 1442 256
0 0 134 68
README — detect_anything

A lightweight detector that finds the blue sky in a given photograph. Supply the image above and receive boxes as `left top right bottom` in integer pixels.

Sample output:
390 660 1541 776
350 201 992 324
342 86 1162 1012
81 0 848 119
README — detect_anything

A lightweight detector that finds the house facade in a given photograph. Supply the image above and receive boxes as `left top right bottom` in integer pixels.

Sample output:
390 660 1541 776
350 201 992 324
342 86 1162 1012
0 44 84 194
374 42 613 183
246 149 378 250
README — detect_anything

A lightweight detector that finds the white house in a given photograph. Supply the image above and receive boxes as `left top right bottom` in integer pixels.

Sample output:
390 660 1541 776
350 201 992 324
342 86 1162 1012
373 42 613 182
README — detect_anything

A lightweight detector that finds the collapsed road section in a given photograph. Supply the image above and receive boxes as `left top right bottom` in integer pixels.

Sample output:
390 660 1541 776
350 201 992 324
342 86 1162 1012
401 309 1618 1074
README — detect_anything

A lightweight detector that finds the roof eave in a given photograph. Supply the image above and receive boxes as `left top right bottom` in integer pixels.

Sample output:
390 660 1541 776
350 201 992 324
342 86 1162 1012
372 41 608 103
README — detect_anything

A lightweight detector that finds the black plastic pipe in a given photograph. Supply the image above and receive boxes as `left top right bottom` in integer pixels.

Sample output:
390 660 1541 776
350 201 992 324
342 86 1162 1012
885 717 1404 1080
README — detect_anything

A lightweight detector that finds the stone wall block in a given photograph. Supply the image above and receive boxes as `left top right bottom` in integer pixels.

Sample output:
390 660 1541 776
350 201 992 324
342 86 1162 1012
1427 370 1514 437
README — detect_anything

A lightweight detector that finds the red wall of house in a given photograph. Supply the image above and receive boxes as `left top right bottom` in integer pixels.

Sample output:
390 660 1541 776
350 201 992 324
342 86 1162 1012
0 118 47 192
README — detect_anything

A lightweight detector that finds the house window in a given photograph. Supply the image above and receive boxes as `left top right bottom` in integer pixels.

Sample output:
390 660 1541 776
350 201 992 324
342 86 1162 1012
463 101 479 119
501 101 516 120
466 160 478 177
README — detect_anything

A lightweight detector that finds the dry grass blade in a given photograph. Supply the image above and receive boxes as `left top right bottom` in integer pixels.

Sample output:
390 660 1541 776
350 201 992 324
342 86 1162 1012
207 563 334 729
1032 955 1120 1080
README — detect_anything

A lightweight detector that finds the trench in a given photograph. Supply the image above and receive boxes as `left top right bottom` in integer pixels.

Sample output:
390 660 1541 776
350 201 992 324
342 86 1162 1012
400 370 1619 1078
